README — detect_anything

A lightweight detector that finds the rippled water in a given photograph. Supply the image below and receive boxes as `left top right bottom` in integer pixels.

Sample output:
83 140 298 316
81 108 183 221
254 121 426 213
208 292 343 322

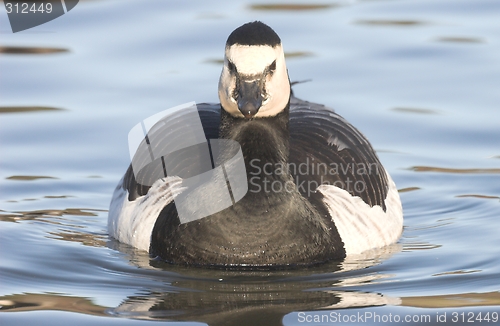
1 0 499 325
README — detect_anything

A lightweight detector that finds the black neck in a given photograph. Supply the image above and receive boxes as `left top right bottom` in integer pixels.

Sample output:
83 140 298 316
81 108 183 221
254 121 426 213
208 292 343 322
219 102 291 187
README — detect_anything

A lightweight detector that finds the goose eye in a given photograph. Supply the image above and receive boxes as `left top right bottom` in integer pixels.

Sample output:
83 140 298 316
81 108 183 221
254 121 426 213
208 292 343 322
227 60 236 73
268 60 276 74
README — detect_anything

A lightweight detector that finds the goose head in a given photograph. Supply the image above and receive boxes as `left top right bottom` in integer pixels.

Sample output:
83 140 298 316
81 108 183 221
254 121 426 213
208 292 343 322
219 21 291 119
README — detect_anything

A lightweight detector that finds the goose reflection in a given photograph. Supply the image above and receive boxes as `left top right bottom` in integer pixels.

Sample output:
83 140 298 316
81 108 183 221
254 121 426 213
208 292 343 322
107 241 402 325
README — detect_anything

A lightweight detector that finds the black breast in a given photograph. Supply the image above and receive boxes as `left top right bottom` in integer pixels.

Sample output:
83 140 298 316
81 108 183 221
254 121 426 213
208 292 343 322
123 99 388 210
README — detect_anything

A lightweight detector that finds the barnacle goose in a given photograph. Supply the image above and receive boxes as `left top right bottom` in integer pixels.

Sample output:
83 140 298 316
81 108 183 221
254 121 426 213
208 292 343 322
108 21 403 268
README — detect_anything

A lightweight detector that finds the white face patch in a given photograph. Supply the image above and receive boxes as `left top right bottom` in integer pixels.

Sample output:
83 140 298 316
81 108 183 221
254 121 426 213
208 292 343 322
218 44 290 118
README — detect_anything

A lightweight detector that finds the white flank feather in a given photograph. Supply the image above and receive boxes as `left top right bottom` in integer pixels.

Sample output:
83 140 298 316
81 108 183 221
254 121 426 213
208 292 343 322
108 176 185 251
318 172 403 255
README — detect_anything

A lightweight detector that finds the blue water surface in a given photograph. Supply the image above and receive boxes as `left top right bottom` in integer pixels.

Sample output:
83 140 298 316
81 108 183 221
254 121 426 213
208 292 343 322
1 0 499 325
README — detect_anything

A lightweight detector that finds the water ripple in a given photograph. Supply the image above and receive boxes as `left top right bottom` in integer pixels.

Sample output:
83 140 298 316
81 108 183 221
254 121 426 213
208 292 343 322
249 3 339 11
410 166 500 174
5 175 59 181
354 19 430 27
0 106 65 114
0 46 69 55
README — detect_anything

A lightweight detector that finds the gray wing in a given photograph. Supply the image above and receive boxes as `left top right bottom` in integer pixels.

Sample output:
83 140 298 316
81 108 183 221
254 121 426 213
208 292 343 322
289 97 389 210
123 103 222 201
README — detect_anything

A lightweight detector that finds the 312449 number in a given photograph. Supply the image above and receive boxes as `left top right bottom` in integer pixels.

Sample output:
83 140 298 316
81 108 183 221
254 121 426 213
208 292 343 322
5 2 53 14
452 311 499 323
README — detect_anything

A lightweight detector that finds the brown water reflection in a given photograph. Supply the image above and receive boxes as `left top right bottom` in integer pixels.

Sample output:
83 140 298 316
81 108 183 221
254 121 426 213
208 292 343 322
44 195 75 199
0 208 106 222
401 292 500 308
398 187 421 193
0 208 108 247
249 3 339 11
0 293 105 316
355 19 429 27
48 228 107 247
0 46 69 55
433 269 481 277
0 106 65 114
410 166 500 174
436 36 485 44
392 107 440 115
456 194 500 200
5 175 59 181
